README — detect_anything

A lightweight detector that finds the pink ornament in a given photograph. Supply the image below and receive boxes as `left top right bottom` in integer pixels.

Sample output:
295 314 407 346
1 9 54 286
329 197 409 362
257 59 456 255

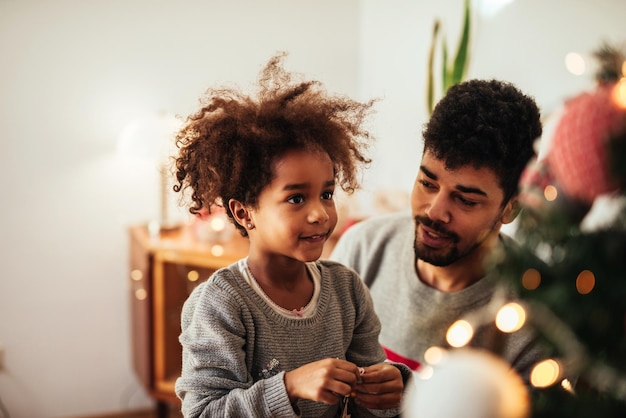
547 84 626 204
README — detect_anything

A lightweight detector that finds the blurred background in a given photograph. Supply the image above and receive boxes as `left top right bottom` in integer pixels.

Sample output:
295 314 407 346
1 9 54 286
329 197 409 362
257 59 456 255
0 0 624 416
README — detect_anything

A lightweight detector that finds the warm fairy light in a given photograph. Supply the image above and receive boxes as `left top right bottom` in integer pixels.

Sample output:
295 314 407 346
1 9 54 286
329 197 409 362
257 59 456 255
565 52 586 76
612 77 626 109
424 346 446 365
521 268 541 290
130 269 143 281
530 359 561 388
561 378 575 394
210 216 226 231
446 320 474 348
544 185 558 201
576 269 595 294
135 288 147 301
418 365 434 380
187 270 200 282
211 244 224 257
495 302 526 333
622 61 626 77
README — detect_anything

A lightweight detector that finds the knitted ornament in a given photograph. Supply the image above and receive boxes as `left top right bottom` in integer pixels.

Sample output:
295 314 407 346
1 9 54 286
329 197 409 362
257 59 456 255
545 84 625 205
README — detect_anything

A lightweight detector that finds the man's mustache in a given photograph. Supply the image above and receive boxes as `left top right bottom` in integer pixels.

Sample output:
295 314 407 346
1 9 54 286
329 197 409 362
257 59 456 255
414 215 460 243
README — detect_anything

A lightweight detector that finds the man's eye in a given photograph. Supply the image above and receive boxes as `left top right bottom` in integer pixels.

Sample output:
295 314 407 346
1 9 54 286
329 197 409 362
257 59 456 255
321 191 334 200
457 196 478 207
287 195 305 204
420 180 435 189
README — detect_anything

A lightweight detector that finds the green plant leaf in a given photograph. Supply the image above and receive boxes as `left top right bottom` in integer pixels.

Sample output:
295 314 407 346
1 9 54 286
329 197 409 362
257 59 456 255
427 20 441 115
442 34 450 92
451 0 471 85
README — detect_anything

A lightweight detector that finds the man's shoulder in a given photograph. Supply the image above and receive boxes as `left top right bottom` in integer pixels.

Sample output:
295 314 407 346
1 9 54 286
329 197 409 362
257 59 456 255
330 210 413 272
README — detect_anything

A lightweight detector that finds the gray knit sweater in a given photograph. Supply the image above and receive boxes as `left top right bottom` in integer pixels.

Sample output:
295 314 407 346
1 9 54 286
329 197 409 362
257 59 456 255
175 259 409 417
330 211 544 383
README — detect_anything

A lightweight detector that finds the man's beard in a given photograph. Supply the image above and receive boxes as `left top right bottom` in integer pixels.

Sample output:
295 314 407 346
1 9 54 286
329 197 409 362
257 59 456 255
413 215 467 267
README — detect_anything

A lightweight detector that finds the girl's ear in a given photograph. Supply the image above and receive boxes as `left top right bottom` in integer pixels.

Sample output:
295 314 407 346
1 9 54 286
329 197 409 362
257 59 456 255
501 197 521 225
229 199 252 229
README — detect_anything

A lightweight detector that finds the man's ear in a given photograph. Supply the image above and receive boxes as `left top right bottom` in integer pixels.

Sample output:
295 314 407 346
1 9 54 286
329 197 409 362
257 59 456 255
501 197 521 225
229 199 251 229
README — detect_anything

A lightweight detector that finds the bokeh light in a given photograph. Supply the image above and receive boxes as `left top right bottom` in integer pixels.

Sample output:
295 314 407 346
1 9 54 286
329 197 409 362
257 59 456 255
521 268 541 290
424 346 446 365
530 359 561 388
131 269 143 281
575 269 595 294
187 270 200 282
418 365 434 380
495 302 526 333
561 378 575 394
612 77 626 109
135 288 147 300
210 216 226 232
446 320 474 348
544 185 558 201
211 244 224 257
565 52 586 76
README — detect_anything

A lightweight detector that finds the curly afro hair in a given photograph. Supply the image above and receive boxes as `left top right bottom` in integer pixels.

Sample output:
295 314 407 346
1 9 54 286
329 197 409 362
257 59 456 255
173 53 375 236
423 79 542 205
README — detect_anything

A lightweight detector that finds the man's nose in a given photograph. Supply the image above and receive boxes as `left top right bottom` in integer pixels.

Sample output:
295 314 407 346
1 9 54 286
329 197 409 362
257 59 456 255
424 193 451 223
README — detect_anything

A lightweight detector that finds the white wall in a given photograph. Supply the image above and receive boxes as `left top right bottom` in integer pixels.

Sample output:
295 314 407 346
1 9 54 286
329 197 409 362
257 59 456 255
0 1 360 417
0 0 624 417
357 0 626 212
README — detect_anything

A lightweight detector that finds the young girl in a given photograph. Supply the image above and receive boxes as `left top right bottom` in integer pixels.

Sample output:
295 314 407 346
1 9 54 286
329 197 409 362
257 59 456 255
173 54 409 417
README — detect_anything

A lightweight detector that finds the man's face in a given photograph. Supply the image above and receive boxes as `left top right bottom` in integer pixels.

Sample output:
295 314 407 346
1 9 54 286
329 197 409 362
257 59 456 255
410 151 514 267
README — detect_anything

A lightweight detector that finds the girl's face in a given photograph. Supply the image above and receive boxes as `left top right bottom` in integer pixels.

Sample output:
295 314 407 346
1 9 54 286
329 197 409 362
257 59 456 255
248 149 338 263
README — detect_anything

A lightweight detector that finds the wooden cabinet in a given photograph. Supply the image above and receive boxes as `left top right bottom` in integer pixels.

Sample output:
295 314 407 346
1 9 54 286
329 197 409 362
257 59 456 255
128 223 249 415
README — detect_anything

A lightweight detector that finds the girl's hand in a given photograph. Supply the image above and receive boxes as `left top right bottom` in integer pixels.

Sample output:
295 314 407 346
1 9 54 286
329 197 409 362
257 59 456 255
352 362 404 409
284 358 361 404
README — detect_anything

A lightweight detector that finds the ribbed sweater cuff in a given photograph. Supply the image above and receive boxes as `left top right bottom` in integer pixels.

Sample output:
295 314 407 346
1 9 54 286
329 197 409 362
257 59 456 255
265 371 299 417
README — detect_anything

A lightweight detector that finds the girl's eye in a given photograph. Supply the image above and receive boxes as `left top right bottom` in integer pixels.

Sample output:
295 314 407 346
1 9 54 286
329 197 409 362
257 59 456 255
287 195 305 204
321 191 334 200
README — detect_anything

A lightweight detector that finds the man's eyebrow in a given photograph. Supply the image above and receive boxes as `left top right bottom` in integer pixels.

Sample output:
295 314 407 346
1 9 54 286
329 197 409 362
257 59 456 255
456 185 488 197
420 166 437 180
420 165 488 197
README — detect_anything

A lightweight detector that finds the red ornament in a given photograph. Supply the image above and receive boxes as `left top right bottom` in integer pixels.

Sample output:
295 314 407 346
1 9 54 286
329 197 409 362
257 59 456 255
546 84 626 204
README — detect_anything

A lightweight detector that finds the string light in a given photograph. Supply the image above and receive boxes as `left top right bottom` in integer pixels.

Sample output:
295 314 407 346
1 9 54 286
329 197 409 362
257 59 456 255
521 268 541 290
446 320 473 348
565 52 586 76
418 365 434 380
575 270 595 294
211 244 224 257
611 77 626 109
561 378 575 394
187 270 200 282
424 346 447 365
210 216 226 232
543 184 558 201
530 359 561 388
495 302 526 333
135 288 147 301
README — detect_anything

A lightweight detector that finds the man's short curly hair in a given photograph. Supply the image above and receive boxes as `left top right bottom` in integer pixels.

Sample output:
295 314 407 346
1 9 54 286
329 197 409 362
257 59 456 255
173 53 374 236
423 79 542 205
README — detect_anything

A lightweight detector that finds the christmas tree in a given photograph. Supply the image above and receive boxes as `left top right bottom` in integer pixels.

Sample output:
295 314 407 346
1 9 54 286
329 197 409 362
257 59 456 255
404 42 626 418
496 41 626 417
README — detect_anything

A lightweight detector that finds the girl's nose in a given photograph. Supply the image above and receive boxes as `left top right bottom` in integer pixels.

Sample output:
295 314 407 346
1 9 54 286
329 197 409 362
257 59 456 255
308 202 331 224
